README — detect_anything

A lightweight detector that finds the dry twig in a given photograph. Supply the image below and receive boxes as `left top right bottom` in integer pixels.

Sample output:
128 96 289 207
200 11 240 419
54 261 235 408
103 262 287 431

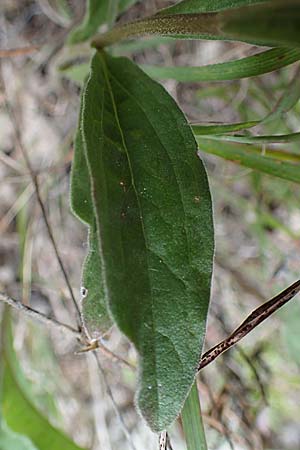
198 279 300 371
0 292 80 338
0 292 134 368
0 46 39 58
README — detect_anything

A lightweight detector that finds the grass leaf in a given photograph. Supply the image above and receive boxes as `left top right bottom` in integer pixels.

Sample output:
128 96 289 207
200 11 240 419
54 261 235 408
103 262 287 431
197 137 300 183
181 381 208 450
199 132 300 144
141 48 300 82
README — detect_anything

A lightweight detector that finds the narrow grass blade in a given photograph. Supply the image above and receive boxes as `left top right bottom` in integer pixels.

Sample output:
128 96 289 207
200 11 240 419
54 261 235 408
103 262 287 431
197 132 300 144
141 48 300 82
197 138 300 183
264 67 300 123
181 381 207 450
192 121 260 135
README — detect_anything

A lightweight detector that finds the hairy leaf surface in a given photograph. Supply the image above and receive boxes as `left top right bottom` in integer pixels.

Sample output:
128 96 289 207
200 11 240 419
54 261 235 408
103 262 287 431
70 106 111 336
158 0 266 14
80 50 214 431
92 1 300 49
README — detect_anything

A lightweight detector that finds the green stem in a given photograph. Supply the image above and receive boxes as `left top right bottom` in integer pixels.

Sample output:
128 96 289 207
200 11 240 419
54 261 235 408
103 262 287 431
181 380 208 450
91 14 219 49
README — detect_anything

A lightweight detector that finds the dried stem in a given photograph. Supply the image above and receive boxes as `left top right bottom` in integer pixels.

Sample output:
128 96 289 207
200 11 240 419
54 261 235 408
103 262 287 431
0 292 81 338
0 291 133 368
0 46 39 58
3 276 299 375
198 279 300 371
92 14 219 49
159 431 174 450
159 431 167 450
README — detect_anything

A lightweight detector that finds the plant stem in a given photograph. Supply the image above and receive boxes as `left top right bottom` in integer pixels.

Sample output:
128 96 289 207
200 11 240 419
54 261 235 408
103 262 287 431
182 380 208 450
91 14 219 49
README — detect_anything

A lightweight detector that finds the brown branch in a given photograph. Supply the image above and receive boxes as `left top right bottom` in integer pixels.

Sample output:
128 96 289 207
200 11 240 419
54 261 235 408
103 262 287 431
159 431 167 450
0 292 81 338
0 291 134 369
0 46 39 58
76 338 135 370
159 431 173 450
198 279 300 371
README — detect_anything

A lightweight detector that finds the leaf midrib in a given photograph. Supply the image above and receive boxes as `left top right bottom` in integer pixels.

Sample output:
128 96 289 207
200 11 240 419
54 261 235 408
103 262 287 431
108 65 194 272
99 52 163 417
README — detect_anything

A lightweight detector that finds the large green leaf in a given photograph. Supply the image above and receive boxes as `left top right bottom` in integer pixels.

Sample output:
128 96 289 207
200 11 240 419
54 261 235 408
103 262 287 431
141 48 300 82
61 48 300 86
79 50 214 431
70 102 112 337
0 317 86 450
221 1 300 48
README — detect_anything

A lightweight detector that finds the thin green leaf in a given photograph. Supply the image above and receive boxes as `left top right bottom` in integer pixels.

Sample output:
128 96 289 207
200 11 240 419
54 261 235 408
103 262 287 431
80 50 214 432
68 0 138 44
70 100 112 336
264 67 300 123
192 121 260 135
191 67 300 135
158 0 266 15
199 131 300 144
141 48 300 82
59 62 90 85
197 137 300 183
66 45 300 86
1 315 86 450
181 381 207 450
68 0 108 44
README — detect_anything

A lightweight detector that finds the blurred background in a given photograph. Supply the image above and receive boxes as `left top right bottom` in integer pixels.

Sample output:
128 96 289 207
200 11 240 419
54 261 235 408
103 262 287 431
1 1 300 449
